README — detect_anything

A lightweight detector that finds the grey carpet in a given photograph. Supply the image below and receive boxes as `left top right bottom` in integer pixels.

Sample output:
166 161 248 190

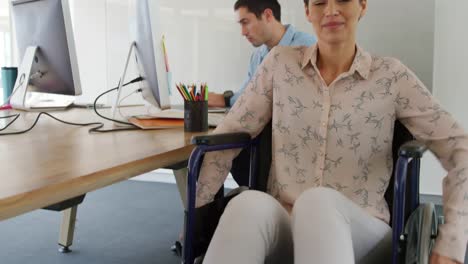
0 180 184 264
0 180 462 264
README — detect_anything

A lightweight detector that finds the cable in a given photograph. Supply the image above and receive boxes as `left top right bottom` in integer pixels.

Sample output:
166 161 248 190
92 76 143 126
0 114 21 131
0 112 102 136
118 88 142 121
0 111 137 135
0 76 144 136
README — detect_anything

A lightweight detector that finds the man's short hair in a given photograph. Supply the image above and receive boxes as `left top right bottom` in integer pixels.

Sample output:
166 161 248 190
234 0 281 22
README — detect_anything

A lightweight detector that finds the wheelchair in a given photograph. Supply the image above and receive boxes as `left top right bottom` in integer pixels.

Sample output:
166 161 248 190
181 121 455 264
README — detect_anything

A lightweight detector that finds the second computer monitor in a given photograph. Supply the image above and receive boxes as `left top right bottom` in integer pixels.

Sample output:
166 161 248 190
133 0 170 110
11 0 81 96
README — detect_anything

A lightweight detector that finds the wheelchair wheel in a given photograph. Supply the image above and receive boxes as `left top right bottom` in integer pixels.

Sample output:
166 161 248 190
194 255 204 264
403 203 438 264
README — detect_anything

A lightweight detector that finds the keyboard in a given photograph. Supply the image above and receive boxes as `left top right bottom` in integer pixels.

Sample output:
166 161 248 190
208 107 228 113
27 92 74 111
208 113 225 127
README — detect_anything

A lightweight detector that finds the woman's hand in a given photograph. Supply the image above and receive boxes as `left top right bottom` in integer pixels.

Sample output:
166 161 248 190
430 252 462 264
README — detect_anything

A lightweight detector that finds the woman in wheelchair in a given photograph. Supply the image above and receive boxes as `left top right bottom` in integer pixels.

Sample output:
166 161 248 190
194 0 468 263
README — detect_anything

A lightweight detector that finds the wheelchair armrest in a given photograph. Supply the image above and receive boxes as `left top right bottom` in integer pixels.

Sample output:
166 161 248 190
399 140 428 158
192 132 251 146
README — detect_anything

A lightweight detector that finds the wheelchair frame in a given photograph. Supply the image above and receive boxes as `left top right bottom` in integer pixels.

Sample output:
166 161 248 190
183 124 436 264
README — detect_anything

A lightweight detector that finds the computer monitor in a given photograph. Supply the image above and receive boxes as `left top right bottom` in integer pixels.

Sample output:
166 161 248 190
112 0 171 120
9 0 81 110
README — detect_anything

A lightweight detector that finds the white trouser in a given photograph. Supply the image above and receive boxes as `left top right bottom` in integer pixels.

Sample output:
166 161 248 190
203 187 392 264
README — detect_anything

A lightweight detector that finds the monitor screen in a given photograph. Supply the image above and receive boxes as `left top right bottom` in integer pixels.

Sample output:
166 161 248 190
11 0 81 96
133 0 170 110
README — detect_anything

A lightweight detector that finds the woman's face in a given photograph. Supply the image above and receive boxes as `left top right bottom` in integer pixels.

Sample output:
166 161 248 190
306 0 367 45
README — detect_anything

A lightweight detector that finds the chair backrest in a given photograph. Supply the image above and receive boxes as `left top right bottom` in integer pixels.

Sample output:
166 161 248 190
253 122 273 192
252 120 415 225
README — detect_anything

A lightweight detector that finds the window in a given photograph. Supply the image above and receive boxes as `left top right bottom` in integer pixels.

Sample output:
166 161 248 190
0 32 12 67
0 2 12 93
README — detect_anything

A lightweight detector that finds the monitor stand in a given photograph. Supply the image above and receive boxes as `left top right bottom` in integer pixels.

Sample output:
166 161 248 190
10 46 74 111
112 42 179 127
112 42 140 126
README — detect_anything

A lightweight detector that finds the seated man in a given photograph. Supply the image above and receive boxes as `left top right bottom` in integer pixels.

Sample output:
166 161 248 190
209 0 316 186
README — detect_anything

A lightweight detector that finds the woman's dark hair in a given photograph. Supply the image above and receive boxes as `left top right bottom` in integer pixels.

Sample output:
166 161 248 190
234 0 281 22
303 0 365 6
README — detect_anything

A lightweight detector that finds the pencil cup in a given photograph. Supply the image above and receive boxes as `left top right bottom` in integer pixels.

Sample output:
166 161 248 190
184 100 208 132
1 67 18 104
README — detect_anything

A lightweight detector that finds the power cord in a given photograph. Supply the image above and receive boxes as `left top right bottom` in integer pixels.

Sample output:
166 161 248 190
92 76 143 126
0 76 144 136
0 112 104 135
0 114 21 132
118 88 143 121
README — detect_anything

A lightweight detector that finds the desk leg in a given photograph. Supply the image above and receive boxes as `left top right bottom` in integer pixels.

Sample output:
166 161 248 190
58 206 77 253
173 168 188 210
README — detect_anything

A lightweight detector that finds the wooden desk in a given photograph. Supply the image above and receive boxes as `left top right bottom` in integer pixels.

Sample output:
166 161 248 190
0 107 205 221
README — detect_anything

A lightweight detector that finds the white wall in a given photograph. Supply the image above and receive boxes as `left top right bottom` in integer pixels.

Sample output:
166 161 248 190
105 0 255 106
70 0 252 106
0 1 12 70
70 0 435 103
280 0 436 91
106 0 436 98
357 0 435 91
420 0 468 195
69 0 108 104
4 0 437 105
0 1 10 31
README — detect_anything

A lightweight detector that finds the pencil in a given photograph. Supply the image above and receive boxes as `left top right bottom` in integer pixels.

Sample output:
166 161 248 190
190 87 196 101
201 83 205 101
176 84 188 100
180 83 190 101
182 84 192 101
